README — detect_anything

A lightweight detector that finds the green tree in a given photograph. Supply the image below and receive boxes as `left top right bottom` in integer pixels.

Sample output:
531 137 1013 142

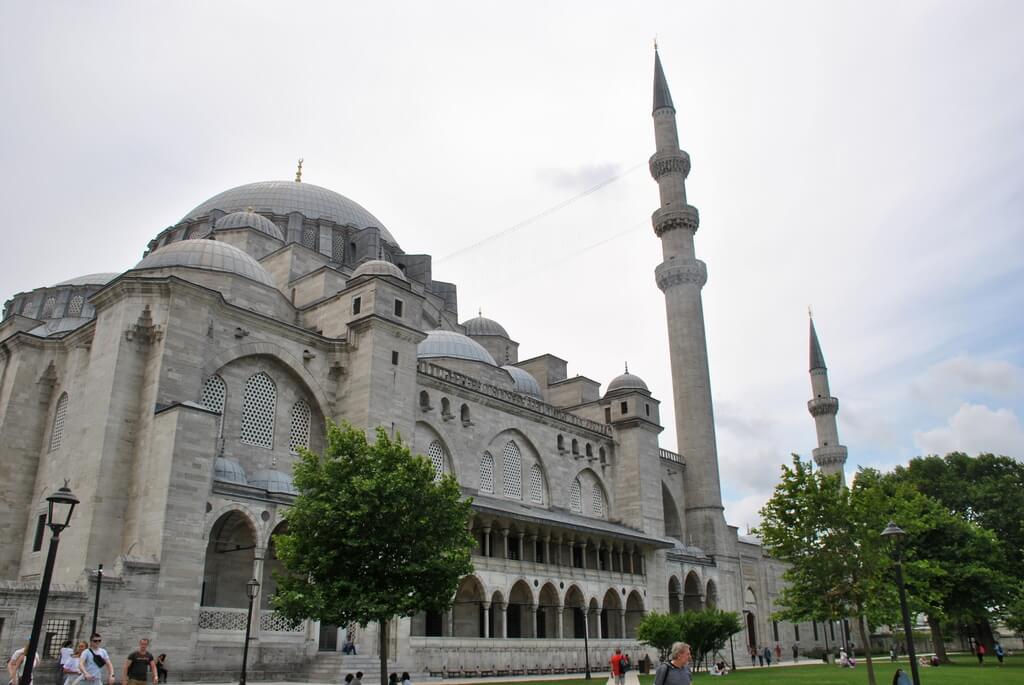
636 611 682 661
272 422 476 685
676 610 742 672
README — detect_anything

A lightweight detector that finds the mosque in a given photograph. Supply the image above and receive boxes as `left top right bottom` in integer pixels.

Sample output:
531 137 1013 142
0 52 848 676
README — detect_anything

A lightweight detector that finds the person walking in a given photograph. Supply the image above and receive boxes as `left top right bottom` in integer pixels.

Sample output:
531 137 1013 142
63 642 87 685
79 634 114 685
995 642 1005 666
400 672 411 685
652 642 691 685
976 642 986 666
749 647 756 667
792 644 799 662
892 668 911 685
762 646 772 666
123 639 159 685
154 656 167 684
610 647 626 685
352 671 363 685
774 644 782 663
8 642 40 685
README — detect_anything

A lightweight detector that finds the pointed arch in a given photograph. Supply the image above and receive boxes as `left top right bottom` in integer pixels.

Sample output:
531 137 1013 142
591 481 607 519
537 582 560 639
668 575 682 614
202 509 259 608
625 590 645 637
479 452 495 494
569 477 583 513
662 482 683 540
289 399 311 453
49 392 69 452
501 440 523 499
528 463 546 504
705 579 718 609
453 575 487 638
240 371 276 448
413 423 457 481
683 571 703 612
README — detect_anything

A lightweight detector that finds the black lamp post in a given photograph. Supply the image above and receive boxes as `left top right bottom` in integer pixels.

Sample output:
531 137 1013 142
91 563 103 636
20 482 79 685
239 577 260 685
728 630 736 672
881 522 921 685
581 606 592 679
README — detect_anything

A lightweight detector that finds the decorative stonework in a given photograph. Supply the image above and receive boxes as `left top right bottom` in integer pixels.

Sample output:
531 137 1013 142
652 205 699 236
812 445 848 467
807 396 839 417
649 151 691 180
655 260 708 291
125 305 163 344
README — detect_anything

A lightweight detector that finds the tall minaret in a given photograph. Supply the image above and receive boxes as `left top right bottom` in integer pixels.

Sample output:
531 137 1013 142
807 316 848 480
651 48 728 552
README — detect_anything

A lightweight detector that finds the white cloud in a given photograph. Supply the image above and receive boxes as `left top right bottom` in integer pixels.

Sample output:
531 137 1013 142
913 403 1024 458
724 493 769 535
910 355 1024 413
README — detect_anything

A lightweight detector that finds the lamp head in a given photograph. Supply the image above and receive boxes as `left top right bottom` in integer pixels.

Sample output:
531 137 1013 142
880 521 906 539
245 577 261 600
46 481 79 532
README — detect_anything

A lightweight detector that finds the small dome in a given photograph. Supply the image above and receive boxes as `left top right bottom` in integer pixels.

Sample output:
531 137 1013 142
248 469 297 495
502 365 543 399
214 457 247 485
606 371 649 395
418 330 497 366
53 273 119 287
134 239 276 287
215 211 284 241
351 259 407 281
28 317 92 337
463 315 509 338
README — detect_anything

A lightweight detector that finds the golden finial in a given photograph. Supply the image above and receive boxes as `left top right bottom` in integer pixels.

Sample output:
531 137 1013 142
808 305 814 319
295 158 304 183
653 36 658 51
478 307 482 317
624 362 629 374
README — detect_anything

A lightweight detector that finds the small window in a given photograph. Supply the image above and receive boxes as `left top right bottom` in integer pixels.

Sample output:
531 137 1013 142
557 434 565 451
352 296 361 315
32 514 46 552
599 447 606 464
645 403 651 417
391 350 399 365
571 439 579 455
585 443 593 458
620 401 628 414
604 407 611 423
441 397 451 417
394 299 404 317
460 404 470 424
419 391 430 411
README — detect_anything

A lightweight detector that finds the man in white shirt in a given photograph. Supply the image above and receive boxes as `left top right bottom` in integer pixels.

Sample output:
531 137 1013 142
79 634 114 685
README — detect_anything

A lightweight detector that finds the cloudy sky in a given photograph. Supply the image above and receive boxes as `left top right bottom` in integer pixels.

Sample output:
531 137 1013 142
2 1 1022 531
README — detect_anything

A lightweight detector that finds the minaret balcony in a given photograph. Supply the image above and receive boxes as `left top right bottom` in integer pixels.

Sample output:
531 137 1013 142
652 205 699 237
812 444 848 467
807 396 839 417
649 150 691 180
655 259 707 291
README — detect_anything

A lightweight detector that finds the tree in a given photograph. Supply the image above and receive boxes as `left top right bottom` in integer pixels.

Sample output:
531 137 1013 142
676 610 742 672
272 422 476 685
636 611 682 661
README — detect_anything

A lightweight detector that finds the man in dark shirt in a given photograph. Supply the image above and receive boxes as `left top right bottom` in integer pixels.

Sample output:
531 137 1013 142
123 639 158 685
653 642 691 685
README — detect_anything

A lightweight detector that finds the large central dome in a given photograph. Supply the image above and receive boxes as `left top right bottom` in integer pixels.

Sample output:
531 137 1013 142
183 181 396 245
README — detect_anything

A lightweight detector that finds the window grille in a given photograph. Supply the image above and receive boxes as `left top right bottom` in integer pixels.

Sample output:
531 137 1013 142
479 453 494 494
569 478 582 513
50 392 68 452
302 224 317 249
41 297 56 318
529 464 544 504
289 400 311 453
67 295 84 316
240 372 276 448
427 440 445 481
41 618 76 658
592 485 605 518
502 441 522 499
199 375 226 436
332 231 345 262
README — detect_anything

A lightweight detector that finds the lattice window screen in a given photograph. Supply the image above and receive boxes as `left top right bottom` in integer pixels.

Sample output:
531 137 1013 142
427 440 445 481
199 374 226 436
529 464 544 504
67 296 84 316
302 225 317 249
332 231 345 262
289 400 311 453
240 372 276 448
569 478 582 513
502 441 522 499
479 453 494 494
41 297 55 318
592 485 605 518
49 392 68 452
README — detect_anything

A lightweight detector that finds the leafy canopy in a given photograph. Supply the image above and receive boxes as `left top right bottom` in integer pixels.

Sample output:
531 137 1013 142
636 610 741 669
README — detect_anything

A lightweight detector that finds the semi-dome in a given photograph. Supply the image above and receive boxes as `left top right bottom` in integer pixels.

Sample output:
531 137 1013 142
248 469 298 495
463 315 509 338
418 330 497 366
502 365 543 399
184 181 397 246
214 457 247 485
215 210 284 241
54 273 120 287
133 239 276 287
606 370 650 395
351 259 407 281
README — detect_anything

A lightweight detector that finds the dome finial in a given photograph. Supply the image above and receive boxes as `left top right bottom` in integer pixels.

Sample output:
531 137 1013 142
624 361 629 374
478 306 482 317
808 304 814 320
294 158 303 183
653 35 658 52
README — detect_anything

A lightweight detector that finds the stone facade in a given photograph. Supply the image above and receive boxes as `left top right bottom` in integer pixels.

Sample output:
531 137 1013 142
0 53 838 677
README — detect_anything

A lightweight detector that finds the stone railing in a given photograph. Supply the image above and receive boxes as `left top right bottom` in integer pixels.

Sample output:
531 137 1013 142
197 607 248 631
417 361 612 437
659 448 683 464
260 610 305 633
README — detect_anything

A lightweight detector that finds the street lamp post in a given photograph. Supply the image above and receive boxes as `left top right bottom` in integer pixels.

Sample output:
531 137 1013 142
582 606 592 679
239 577 260 685
881 522 921 685
728 631 737 672
91 563 103 636
20 482 79 685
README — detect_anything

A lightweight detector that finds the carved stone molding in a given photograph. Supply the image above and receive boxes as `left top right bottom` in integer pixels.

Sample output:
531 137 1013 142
125 305 163 344
652 205 700 237
812 445 848 466
655 260 708 291
807 396 839 417
649 151 691 181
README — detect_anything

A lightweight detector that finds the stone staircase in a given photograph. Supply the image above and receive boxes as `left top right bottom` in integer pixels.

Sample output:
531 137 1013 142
302 653 404 683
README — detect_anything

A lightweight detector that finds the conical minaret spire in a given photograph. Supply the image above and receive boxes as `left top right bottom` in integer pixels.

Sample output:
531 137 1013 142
650 48 728 552
807 316 848 480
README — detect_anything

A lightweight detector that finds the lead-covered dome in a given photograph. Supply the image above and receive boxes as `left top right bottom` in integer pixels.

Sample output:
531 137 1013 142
502 365 543 399
463 315 509 338
215 210 284 241
214 457 247 485
606 370 650 395
133 239 276 287
54 273 120 287
418 330 497 365
351 259 407 281
184 181 397 246
248 469 297 495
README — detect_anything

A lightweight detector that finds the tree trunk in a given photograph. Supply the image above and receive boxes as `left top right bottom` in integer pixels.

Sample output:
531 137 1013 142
927 614 950 663
974 619 996 652
855 608 876 685
379 618 389 685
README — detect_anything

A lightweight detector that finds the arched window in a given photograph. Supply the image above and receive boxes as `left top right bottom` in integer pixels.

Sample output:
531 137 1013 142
67 296 84 316
585 443 593 458
427 440 446 481
289 400 311 453
528 464 545 504
441 397 451 418
419 391 430 412
479 453 494 494
592 485 605 518
41 297 56 318
569 478 582 513
571 439 579 455
240 372 276 448
199 374 227 436
557 434 565 452
502 441 522 500
49 392 68 452
460 404 470 425
599 447 607 464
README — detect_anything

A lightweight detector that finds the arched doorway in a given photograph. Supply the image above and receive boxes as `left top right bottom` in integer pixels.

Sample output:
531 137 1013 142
668 576 682 613
453 576 486 637
537 583 559 638
683 572 703 612
746 611 757 649
625 591 644 637
705 579 718 609
507 580 534 638
202 510 257 608
563 585 587 638
602 588 623 639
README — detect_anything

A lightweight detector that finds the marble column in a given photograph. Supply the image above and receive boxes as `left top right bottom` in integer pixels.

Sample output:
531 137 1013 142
482 601 491 638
